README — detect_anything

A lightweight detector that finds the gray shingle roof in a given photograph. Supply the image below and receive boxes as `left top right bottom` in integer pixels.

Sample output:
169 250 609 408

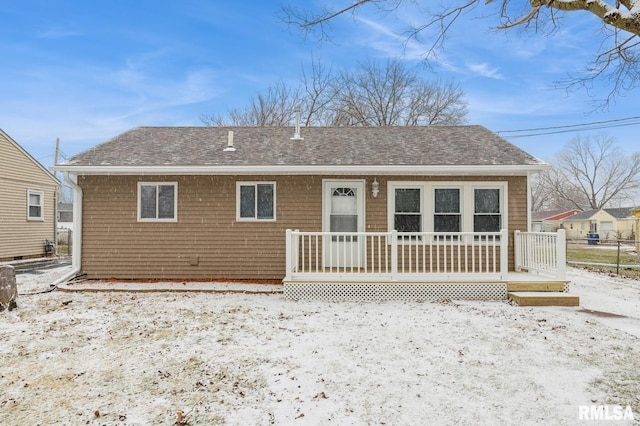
564 208 633 221
61 125 545 168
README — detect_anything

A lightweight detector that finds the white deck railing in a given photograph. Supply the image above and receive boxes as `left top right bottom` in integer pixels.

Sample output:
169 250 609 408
285 229 509 281
514 229 566 280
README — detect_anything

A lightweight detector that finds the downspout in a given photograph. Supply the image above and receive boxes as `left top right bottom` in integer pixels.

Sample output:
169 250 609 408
53 171 82 285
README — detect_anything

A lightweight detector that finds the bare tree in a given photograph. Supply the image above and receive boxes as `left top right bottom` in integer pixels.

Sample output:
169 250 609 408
330 59 467 126
201 81 303 126
203 59 467 127
530 171 551 212
545 133 640 210
57 184 73 204
281 1 640 106
532 168 590 211
299 58 341 126
404 79 467 125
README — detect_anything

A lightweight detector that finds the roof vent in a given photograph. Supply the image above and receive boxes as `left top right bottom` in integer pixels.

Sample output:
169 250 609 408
223 130 236 152
291 107 303 141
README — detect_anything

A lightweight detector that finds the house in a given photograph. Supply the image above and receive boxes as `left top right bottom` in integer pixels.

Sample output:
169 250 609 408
531 209 581 232
0 129 60 261
632 208 640 251
56 202 74 246
54 126 573 303
561 207 636 240
57 202 73 229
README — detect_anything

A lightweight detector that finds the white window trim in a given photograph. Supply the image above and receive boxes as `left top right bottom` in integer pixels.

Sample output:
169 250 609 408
471 185 506 233
387 181 508 235
236 181 277 222
27 189 44 221
137 182 178 222
430 184 463 233
387 182 425 235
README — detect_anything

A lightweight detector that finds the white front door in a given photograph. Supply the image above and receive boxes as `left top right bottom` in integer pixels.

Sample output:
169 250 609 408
323 180 365 268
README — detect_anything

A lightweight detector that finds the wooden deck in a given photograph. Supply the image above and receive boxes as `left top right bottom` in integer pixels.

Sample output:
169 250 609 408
286 230 569 302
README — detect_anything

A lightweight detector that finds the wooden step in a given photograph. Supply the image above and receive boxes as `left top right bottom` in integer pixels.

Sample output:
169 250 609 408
507 281 566 292
508 291 579 307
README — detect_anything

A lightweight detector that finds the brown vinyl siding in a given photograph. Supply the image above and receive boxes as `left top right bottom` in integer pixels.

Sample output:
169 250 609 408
0 131 59 261
80 175 322 280
78 174 527 280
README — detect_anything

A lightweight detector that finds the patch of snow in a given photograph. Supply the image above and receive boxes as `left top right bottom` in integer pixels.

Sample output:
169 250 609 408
2 266 638 425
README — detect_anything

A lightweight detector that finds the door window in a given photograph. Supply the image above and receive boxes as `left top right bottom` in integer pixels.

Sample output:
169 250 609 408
330 187 357 241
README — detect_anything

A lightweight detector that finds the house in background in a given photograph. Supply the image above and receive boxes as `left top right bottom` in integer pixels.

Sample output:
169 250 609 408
56 201 74 246
57 202 73 229
54 126 574 304
531 209 581 232
561 207 636 240
632 208 640 250
0 129 60 261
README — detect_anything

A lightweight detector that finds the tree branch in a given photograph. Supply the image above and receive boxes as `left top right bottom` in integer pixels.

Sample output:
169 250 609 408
531 0 640 37
281 0 640 106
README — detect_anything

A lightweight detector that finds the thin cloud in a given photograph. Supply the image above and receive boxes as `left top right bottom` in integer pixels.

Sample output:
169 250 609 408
465 88 580 120
36 27 82 38
467 63 503 80
0 63 224 162
352 16 429 62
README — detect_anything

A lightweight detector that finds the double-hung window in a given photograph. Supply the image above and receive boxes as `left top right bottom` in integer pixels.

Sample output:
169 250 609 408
237 182 275 221
434 188 461 233
473 188 501 233
393 187 422 232
138 182 177 222
27 190 44 221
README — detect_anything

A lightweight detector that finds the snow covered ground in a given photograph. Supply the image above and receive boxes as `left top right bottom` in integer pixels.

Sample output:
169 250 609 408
2 263 639 425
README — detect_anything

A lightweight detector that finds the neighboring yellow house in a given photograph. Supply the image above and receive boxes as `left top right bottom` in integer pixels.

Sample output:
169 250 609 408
632 208 640 250
0 129 60 261
561 207 636 240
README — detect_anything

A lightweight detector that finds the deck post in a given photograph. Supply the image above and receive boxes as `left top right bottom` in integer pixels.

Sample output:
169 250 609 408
285 229 293 281
556 229 567 280
514 230 521 272
390 230 398 280
500 229 509 279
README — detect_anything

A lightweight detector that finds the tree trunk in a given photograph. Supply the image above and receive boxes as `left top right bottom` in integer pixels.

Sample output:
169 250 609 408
0 265 17 311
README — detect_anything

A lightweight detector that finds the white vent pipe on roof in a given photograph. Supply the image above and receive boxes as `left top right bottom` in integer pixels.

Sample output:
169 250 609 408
291 107 303 140
224 130 236 152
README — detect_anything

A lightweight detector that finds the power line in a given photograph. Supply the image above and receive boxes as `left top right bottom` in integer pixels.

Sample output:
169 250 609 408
495 115 640 138
502 121 640 139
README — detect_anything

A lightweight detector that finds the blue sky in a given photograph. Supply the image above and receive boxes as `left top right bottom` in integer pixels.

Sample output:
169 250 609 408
1 1 638 169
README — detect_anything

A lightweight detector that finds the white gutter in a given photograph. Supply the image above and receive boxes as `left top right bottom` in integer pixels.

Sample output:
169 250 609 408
53 163 551 176
53 172 83 285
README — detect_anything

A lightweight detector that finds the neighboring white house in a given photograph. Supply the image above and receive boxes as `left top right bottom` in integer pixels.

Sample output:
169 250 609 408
56 201 74 245
57 202 73 229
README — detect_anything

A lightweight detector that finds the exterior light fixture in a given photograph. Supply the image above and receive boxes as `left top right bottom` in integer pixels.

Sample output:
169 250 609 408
371 178 379 198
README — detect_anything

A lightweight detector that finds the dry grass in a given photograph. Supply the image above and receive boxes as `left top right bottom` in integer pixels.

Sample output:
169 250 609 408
567 243 640 279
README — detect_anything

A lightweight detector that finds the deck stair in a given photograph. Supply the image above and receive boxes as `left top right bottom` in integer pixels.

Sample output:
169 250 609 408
507 281 579 307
